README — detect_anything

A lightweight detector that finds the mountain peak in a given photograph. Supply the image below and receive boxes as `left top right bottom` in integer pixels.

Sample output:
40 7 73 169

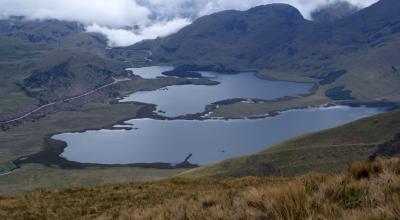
246 3 304 21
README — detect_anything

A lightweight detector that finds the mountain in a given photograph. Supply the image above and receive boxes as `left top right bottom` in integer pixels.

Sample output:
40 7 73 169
139 0 400 103
19 51 126 103
2 0 399 111
0 17 108 52
146 4 310 69
0 18 127 113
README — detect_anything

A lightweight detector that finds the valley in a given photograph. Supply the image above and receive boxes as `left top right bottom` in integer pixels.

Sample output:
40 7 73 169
0 1 399 219
50 67 384 166
2 64 389 171
0 62 395 192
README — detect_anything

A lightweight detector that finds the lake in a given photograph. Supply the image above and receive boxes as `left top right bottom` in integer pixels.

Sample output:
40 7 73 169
55 106 384 165
121 66 313 117
126 66 174 79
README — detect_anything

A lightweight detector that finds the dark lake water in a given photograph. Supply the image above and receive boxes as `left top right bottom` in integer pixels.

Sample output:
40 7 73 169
121 67 313 117
55 106 384 165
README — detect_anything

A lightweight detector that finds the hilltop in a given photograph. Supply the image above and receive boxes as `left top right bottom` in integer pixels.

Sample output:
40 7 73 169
0 157 399 219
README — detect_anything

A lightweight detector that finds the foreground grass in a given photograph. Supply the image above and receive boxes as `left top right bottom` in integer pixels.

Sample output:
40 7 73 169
0 164 187 195
0 158 399 219
185 110 400 178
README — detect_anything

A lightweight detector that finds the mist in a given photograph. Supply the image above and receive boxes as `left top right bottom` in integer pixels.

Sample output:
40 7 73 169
311 1 360 22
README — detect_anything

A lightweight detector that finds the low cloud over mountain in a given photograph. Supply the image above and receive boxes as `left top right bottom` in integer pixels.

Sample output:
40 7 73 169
0 0 379 46
311 1 360 22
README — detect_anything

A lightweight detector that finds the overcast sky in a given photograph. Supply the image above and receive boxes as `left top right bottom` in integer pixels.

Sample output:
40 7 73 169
0 0 379 47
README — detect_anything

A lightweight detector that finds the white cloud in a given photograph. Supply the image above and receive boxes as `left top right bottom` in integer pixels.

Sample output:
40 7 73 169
86 18 191 47
0 0 380 47
140 18 191 39
0 0 151 27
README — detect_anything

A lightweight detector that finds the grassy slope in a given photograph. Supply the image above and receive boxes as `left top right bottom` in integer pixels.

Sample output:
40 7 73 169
211 32 400 119
0 18 116 115
0 164 187 195
0 158 399 219
183 110 400 178
335 35 400 102
0 37 46 114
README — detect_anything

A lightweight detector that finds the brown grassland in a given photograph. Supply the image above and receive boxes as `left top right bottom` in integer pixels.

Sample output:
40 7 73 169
0 157 399 219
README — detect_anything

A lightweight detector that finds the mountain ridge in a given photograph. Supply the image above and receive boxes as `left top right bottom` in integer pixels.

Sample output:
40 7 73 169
135 0 400 103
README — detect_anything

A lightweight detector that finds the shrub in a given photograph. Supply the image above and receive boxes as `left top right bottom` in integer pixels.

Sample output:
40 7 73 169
349 160 383 180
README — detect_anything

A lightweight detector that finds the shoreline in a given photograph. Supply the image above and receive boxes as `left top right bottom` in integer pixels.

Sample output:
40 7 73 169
206 100 400 120
12 100 399 171
12 103 198 170
6 68 400 172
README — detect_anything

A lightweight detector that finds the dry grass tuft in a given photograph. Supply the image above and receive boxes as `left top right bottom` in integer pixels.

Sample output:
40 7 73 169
349 159 384 180
242 183 310 219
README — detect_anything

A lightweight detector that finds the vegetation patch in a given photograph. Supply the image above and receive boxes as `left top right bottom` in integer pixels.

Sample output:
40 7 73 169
162 69 204 78
376 133 400 157
325 86 355 100
168 64 240 74
312 69 347 85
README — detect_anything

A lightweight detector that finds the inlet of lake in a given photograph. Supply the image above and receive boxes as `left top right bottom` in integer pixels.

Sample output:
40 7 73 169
53 66 386 165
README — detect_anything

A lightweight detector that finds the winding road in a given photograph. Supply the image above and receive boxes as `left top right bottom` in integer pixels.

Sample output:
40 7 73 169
0 77 131 124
